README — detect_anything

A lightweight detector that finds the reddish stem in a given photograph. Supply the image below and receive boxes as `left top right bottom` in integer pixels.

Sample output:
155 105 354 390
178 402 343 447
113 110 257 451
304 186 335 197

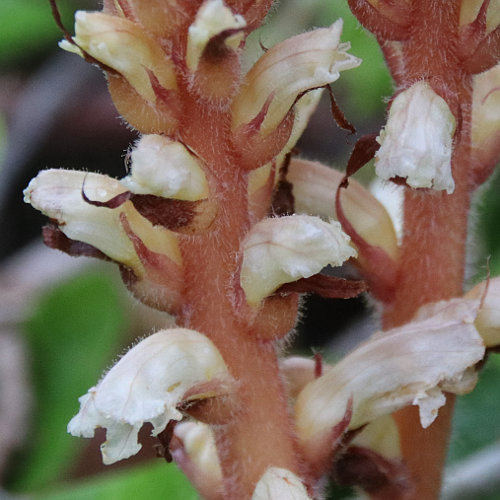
176 97 300 498
368 2 475 498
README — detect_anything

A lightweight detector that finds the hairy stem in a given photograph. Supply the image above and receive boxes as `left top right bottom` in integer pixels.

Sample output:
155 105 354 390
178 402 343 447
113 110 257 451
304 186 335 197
176 100 299 498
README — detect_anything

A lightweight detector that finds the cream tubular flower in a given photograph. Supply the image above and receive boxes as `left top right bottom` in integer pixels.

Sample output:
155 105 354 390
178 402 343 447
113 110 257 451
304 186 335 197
60 11 177 103
252 468 312 500
121 135 209 201
240 215 356 306
186 0 246 73
23 169 181 271
25 170 141 269
68 329 230 465
232 19 361 135
295 300 484 464
375 81 456 193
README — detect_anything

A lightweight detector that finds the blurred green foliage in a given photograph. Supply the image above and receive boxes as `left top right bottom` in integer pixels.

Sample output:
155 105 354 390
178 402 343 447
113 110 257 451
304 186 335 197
0 0 75 66
35 461 198 500
10 272 127 492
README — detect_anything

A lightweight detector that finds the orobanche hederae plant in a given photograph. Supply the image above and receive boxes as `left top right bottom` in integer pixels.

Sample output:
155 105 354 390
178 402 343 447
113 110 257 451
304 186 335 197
24 0 500 499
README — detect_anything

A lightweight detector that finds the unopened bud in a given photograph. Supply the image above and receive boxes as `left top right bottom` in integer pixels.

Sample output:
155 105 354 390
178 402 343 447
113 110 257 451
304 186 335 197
122 135 209 201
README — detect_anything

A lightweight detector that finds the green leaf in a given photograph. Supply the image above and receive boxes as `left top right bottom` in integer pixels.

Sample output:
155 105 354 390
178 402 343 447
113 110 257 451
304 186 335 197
34 461 198 500
10 270 128 491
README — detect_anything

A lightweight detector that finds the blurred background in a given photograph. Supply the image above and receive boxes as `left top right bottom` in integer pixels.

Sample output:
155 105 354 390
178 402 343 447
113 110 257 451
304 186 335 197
1 0 499 498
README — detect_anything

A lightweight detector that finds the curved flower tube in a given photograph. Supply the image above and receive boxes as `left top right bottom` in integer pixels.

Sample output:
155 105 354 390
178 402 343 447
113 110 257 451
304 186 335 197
240 215 356 306
68 328 231 464
232 19 361 136
294 300 484 466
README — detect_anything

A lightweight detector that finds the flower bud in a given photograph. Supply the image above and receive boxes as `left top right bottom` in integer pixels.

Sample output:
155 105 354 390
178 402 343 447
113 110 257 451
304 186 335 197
232 20 361 136
240 215 356 306
60 11 177 104
122 135 209 201
120 0 189 39
68 328 230 464
471 64 500 178
375 81 456 193
186 0 246 73
252 468 311 500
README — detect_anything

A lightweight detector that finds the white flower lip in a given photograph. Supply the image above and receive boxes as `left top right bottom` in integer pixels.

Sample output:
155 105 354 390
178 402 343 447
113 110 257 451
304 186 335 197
251 467 312 500
186 0 246 73
240 215 356 306
121 135 209 201
294 299 484 463
375 81 456 193
232 19 361 135
67 328 230 464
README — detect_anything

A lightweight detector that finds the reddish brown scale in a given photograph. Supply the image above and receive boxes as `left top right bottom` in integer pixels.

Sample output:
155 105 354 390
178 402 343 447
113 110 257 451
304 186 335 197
278 274 368 300
334 446 412 499
326 85 356 134
42 224 110 261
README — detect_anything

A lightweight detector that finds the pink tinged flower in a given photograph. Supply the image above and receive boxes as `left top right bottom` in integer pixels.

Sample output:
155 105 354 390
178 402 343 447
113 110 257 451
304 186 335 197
59 11 177 104
375 81 456 194
121 134 209 201
186 0 246 73
294 300 485 466
287 159 400 261
231 19 361 136
67 328 230 465
240 215 356 306
251 468 312 500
